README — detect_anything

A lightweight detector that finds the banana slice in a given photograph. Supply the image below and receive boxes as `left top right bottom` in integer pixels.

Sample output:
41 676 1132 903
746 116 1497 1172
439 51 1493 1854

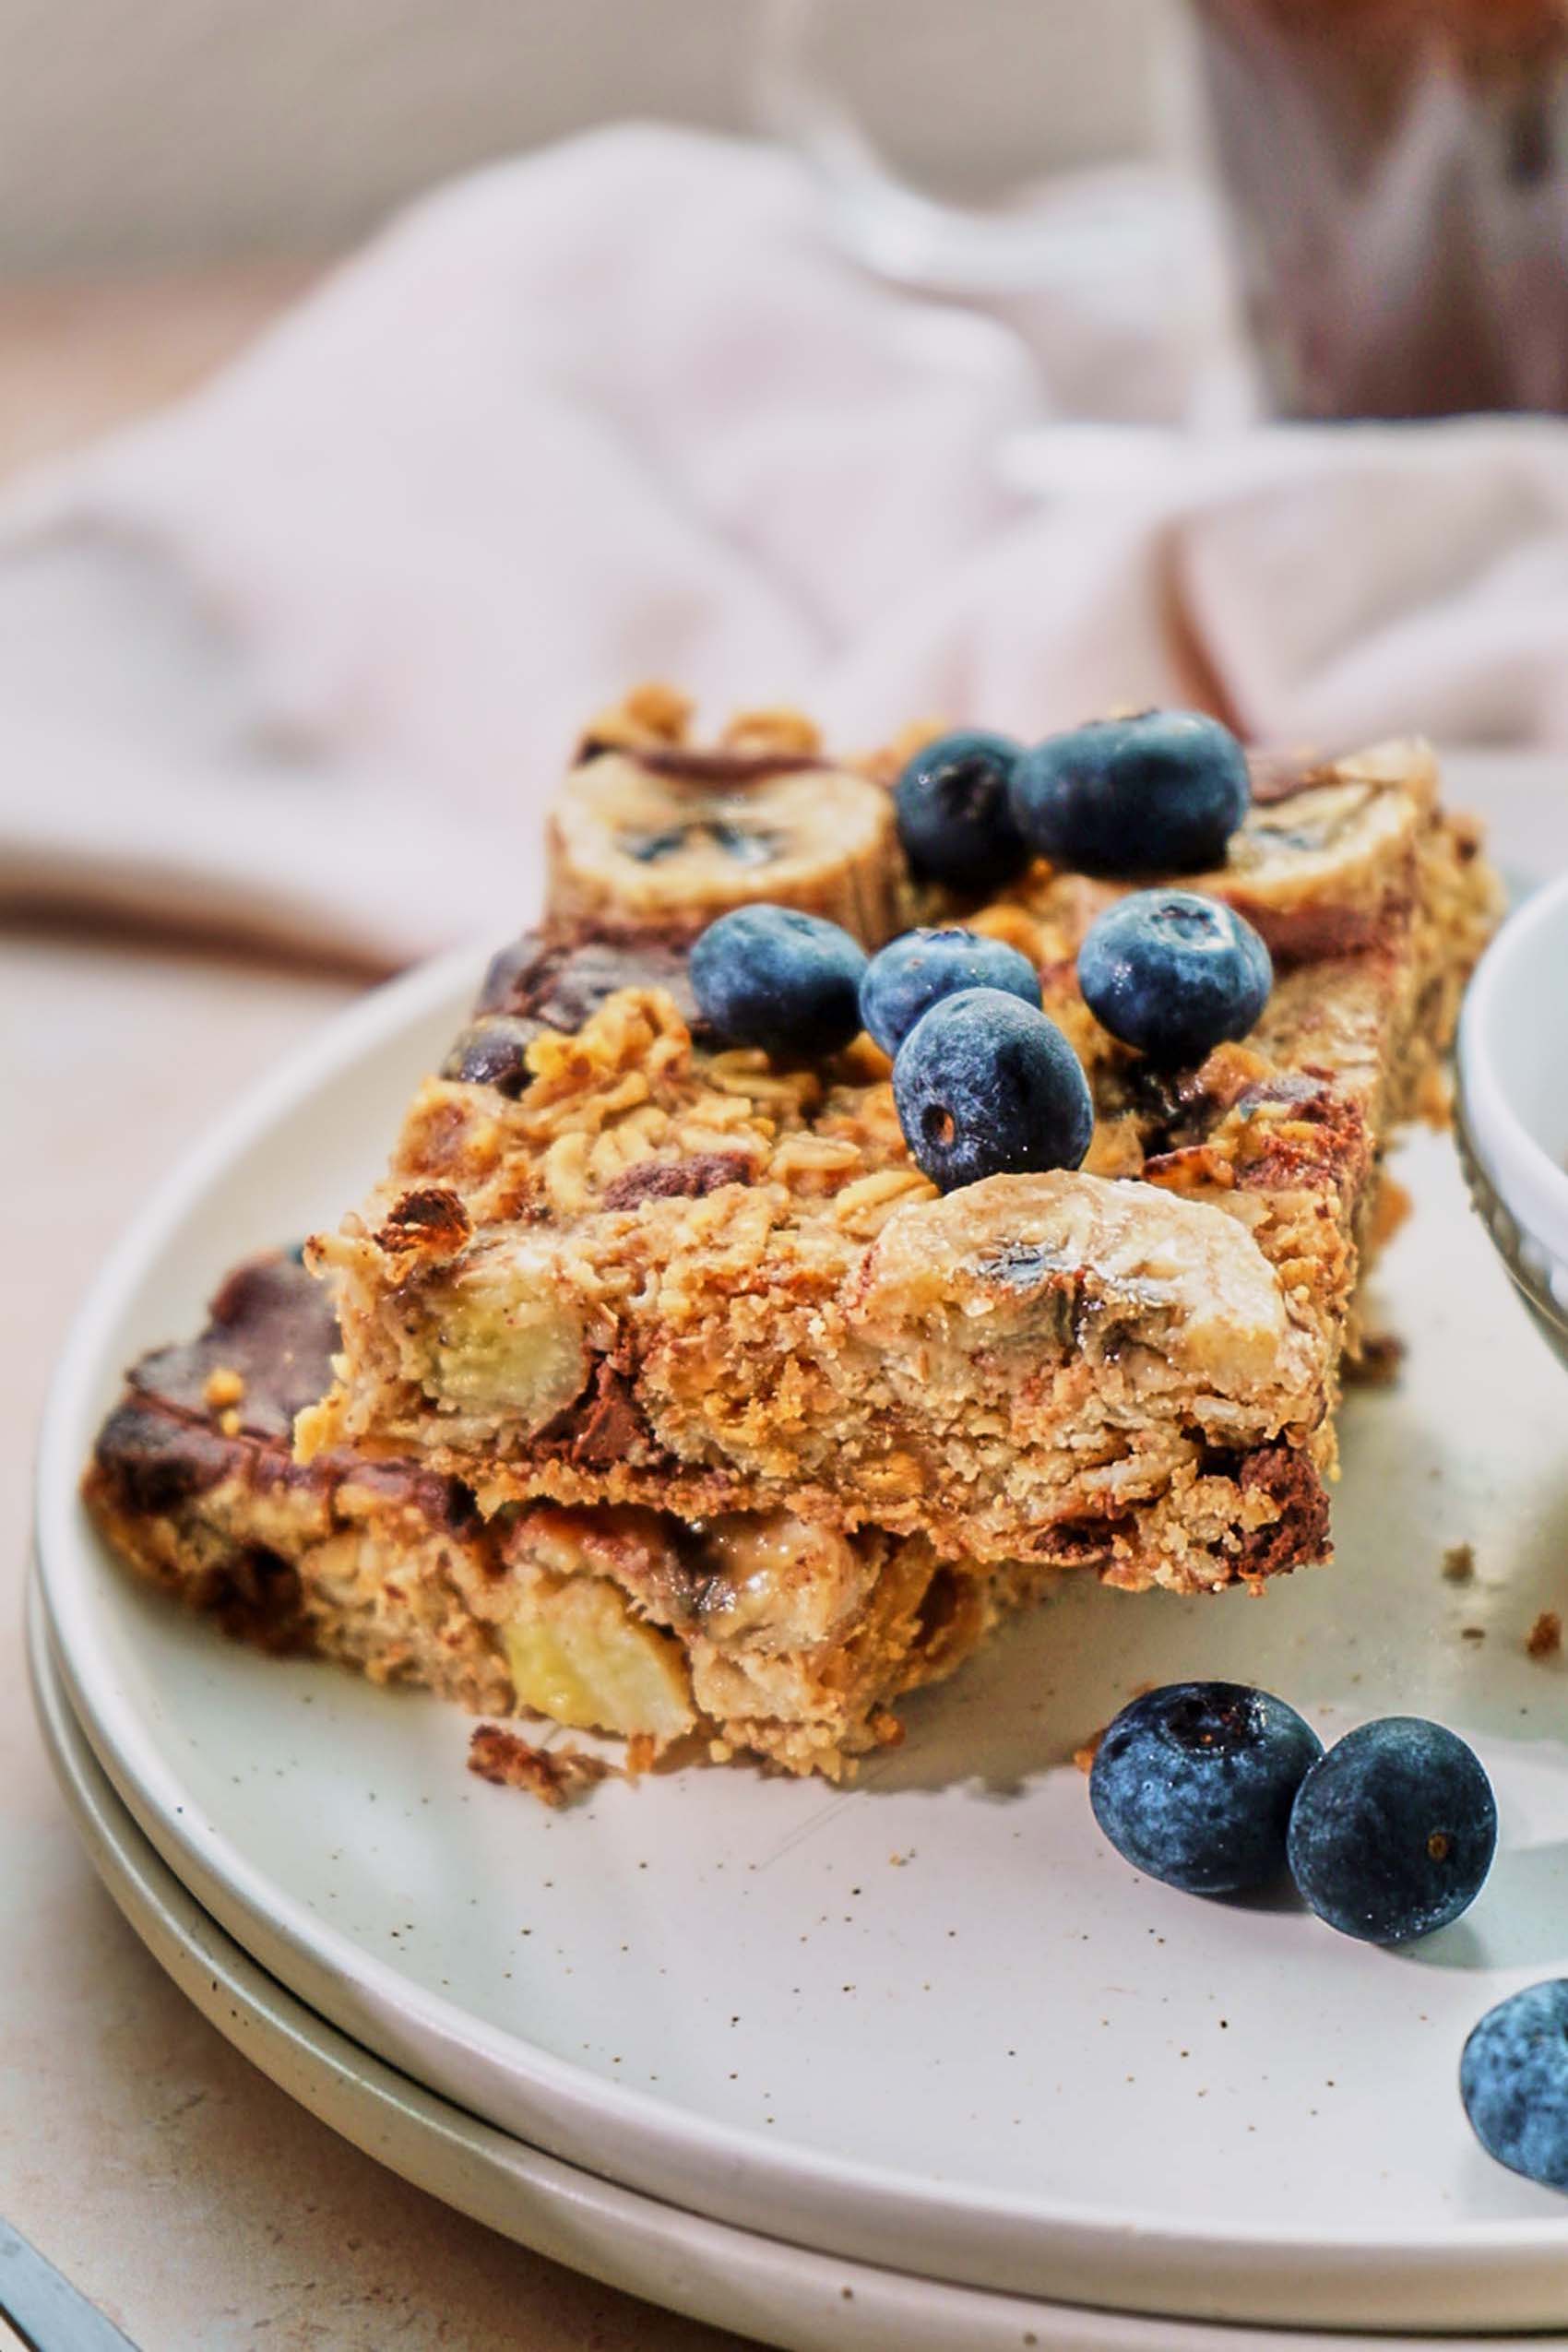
1206 740 1434 957
546 742 909 946
1108 738 1424 971
503 1564 696 1745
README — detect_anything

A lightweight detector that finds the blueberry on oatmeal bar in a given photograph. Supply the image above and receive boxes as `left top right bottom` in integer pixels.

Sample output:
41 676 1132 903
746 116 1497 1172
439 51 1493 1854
860 926 1042 1057
1011 710 1252 879
1077 890 1273 1066
892 987 1093 1190
893 728 1031 898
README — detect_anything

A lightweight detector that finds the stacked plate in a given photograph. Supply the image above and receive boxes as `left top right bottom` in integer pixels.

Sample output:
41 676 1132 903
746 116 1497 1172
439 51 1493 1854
32 832 1568 2351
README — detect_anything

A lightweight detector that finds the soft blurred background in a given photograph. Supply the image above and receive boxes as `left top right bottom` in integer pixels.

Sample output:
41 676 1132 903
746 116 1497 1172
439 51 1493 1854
6 5 1568 2347
0 0 1164 269
0 0 1167 475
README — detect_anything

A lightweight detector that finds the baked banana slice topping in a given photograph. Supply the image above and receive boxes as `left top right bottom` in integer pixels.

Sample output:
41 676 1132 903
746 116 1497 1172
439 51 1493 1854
547 742 909 945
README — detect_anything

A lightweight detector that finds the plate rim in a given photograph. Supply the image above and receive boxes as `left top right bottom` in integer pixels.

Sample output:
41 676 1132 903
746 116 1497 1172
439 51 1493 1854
32 935 1568 2328
32 1579 1568 2352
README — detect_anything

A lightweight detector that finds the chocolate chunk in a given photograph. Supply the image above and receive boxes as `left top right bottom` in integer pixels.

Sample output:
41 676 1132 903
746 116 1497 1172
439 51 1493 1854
130 1253 338 1441
93 1396 238 1513
599 1152 754 1211
374 1185 472 1260
470 926 699 1034
208 1545 306 1650
532 1358 672 1472
1235 1443 1332 1577
441 1015 540 1097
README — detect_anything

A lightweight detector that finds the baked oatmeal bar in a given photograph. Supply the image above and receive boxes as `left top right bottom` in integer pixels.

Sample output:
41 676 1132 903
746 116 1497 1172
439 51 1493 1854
301 706 1499 1594
86 1251 1054 1776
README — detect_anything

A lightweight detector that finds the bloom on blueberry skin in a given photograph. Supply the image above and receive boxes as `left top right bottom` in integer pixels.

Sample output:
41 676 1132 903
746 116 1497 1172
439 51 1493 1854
893 730 1031 899
860 926 1041 1058
1010 710 1251 879
1461 1981 1568 2193
1287 1716 1497 1945
891 987 1092 1193
1089 1681 1324 1896
690 904 868 1060
1077 889 1272 1066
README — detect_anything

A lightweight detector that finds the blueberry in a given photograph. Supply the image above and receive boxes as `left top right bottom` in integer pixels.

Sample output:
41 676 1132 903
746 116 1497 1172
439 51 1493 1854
1011 711 1250 879
860 926 1042 1058
892 987 1092 1192
1461 1982 1568 2193
1288 1717 1497 1944
1089 1681 1324 1897
894 730 1031 899
689 904 868 1061
1077 889 1272 1066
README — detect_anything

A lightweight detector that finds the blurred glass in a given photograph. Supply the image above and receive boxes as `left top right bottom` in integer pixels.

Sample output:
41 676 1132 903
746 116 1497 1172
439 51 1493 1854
1191 0 1568 418
756 0 1189 295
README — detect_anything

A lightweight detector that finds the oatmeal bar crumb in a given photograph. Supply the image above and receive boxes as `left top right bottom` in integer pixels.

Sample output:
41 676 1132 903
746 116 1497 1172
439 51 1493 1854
468 1725 611 1807
1074 1729 1106 1775
203 1365 246 1409
1526 1610 1562 1660
1442 1542 1476 1584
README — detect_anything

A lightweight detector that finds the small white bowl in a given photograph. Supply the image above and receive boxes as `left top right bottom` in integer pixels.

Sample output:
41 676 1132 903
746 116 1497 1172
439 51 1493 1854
1456 866 1568 1363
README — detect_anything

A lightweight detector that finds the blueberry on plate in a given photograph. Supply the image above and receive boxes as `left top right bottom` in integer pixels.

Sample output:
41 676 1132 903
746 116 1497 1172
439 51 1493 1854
892 987 1092 1193
690 904 868 1061
1077 889 1272 1066
893 730 1031 899
860 926 1042 1058
1461 1981 1568 2193
1088 1681 1324 1896
1288 1717 1497 1944
1011 710 1251 879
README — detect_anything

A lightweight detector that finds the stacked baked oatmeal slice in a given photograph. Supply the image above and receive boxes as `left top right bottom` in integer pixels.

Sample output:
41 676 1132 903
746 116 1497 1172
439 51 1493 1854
86 692 1500 1778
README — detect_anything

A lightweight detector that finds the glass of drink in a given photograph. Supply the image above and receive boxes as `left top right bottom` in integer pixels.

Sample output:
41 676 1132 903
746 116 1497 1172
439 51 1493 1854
1190 0 1568 417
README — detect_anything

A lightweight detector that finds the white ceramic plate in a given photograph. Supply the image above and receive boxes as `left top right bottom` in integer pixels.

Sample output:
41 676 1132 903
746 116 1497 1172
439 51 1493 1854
30 1586 1568 2352
34 767 1568 2332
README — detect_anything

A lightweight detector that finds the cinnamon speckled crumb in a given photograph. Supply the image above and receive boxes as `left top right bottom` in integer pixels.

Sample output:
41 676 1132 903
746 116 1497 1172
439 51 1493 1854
1073 1729 1106 1775
1442 1542 1476 1584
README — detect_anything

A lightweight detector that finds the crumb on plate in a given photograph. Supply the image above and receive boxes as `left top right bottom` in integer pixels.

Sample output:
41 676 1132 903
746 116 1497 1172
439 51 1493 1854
467 1725 612 1807
1526 1610 1562 1660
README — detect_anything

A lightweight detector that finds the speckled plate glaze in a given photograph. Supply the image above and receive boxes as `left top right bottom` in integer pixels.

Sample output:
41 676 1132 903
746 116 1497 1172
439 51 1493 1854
34 764 1568 2332
46 1588 1559 2352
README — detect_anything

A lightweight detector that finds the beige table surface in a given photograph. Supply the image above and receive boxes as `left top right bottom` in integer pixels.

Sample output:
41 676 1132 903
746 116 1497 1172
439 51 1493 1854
0 276 749 2352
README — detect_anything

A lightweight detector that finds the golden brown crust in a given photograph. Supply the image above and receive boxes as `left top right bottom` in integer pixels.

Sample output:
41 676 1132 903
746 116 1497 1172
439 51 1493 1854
86 1253 1063 1777
304 725 1498 1597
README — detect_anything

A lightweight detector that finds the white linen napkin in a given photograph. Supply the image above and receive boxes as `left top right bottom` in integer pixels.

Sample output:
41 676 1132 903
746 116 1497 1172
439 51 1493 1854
3 125 1567 965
